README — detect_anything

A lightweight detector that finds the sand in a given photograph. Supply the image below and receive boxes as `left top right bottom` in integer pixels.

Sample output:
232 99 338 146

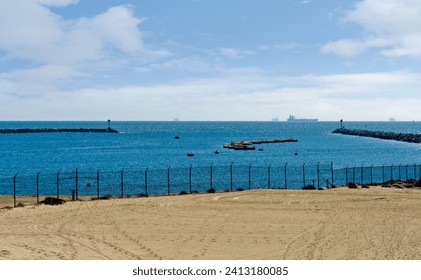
1 186 421 260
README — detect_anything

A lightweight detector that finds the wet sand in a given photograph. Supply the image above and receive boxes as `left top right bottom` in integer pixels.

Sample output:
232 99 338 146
1 187 421 260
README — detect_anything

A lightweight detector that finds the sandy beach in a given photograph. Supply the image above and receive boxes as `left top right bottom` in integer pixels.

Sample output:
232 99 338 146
1 186 421 260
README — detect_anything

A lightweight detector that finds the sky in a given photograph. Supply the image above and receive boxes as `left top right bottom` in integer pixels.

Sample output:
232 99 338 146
1 0 421 121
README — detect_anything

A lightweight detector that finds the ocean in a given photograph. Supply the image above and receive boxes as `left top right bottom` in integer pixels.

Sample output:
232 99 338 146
1 121 421 195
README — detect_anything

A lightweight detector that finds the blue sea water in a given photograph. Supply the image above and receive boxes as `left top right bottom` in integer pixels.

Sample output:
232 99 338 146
1 121 421 175
2 121 421 195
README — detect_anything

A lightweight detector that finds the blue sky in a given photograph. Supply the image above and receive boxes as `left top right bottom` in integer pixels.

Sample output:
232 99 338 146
1 0 421 121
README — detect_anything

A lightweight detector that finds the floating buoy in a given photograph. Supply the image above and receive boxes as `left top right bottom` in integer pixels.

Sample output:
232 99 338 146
187 152 194 156
294 152 298 155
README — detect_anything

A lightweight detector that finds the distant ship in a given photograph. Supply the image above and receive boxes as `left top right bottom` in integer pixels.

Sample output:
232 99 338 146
287 115 318 122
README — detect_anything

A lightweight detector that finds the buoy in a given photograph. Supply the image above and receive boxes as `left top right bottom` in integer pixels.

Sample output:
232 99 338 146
294 152 298 155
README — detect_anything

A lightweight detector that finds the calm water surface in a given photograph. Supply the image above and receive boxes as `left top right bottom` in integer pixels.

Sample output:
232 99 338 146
1 121 421 176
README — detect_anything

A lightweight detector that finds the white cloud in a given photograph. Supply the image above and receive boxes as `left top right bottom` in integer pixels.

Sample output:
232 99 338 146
36 0 79 7
321 37 391 57
322 0 421 57
136 56 215 73
258 43 300 52
2 70 421 121
1 64 79 83
0 1 143 64
218 48 255 59
89 6 143 53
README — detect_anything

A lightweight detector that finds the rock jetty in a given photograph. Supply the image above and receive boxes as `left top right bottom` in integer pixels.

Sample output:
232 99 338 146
332 128 421 143
223 138 298 150
0 127 119 134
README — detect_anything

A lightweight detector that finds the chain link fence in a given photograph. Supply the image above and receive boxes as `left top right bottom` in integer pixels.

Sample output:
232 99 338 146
1 163 421 208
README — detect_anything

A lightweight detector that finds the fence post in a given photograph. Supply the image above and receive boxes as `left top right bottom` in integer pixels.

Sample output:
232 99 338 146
36 173 40 204
391 164 394 181
414 164 417 180
418 164 421 179
189 165 192 194
230 163 233 191
382 165 385 183
145 168 148 196
97 170 100 198
248 164 252 190
302 163 306 188
120 169 124 197
331 162 334 187
345 166 349 184
317 162 320 189
56 170 60 199
75 168 79 200
13 174 17 208
210 163 213 191
268 164 271 189
167 166 171 195
284 163 287 189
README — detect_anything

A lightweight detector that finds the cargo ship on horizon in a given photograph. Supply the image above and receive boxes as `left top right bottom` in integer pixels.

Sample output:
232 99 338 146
287 115 318 122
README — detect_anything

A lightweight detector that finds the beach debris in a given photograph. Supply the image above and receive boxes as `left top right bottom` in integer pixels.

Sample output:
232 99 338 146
382 179 417 188
91 196 112 200
40 197 66 205
303 185 316 190
347 182 359 189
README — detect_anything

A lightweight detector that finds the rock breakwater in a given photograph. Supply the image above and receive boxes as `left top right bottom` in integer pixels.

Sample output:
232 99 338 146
332 128 421 143
0 128 119 134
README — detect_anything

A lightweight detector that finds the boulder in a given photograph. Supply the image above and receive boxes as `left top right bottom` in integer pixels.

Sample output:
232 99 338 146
303 185 316 190
347 182 359 189
414 178 421 188
40 197 66 205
